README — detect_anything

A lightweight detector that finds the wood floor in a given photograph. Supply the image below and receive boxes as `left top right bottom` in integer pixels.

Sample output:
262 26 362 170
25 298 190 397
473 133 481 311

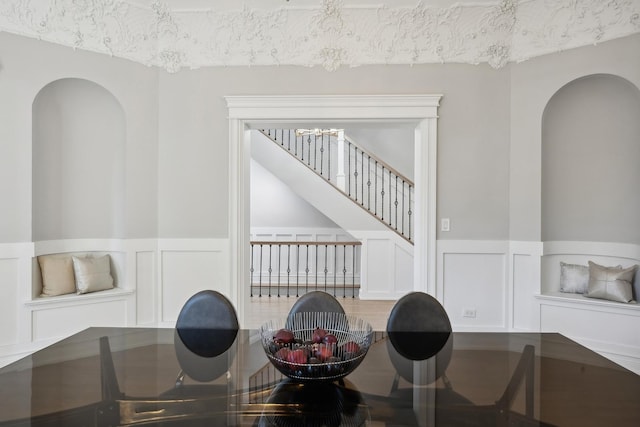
245 296 395 330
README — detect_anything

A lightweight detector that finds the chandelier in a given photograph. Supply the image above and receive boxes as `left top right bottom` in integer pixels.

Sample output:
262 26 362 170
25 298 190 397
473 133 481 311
294 128 342 137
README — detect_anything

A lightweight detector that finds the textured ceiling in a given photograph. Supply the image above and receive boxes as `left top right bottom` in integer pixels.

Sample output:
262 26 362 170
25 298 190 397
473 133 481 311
1 0 639 72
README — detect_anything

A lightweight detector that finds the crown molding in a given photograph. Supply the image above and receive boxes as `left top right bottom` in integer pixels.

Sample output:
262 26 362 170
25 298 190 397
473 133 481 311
0 0 638 72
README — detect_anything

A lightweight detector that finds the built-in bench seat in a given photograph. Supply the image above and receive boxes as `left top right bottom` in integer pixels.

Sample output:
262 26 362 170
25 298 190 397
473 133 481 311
25 287 135 307
537 290 639 308
26 244 136 345
537 241 640 374
31 250 127 300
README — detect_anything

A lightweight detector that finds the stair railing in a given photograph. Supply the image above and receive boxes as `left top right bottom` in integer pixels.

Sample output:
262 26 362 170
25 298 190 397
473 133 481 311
250 240 361 298
259 129 414 243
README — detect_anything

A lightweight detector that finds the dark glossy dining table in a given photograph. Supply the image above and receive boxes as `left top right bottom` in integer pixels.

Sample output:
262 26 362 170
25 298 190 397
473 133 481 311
0 327 638 426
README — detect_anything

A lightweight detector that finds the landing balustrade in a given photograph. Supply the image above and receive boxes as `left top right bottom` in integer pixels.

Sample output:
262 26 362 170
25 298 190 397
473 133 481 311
250 241 361 298
260 129 414 242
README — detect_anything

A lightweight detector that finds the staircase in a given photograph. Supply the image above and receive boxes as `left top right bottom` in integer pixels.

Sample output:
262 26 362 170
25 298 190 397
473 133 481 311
258 129 414 243
252 128 415 300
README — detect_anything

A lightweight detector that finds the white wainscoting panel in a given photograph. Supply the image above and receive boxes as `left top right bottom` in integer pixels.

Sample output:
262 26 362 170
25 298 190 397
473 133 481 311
159 239 230 326
0 242 34 351
353 231 413 300
510 241 543 331
540 303 640 350
0 258 20 346
135 251 156 325
437 240 509 331
364 238 391 294
539 300 640 374
32 299 129 341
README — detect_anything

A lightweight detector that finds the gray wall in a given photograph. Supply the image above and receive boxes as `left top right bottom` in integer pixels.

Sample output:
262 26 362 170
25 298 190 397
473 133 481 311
345 126 415 181
542 74 640 244
1 30 639 243
251 159 339 229
509 34 640 241
157 62 511 240
0 33 159 242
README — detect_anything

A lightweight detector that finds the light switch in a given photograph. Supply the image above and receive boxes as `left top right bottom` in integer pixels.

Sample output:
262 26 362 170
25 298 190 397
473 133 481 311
441 218 450 232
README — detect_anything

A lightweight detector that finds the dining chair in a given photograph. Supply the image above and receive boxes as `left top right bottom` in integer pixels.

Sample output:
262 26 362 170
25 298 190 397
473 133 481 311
286 290 345 321
383 292 538 427
171 290 239 388
98 290 241 425
385 291 457 397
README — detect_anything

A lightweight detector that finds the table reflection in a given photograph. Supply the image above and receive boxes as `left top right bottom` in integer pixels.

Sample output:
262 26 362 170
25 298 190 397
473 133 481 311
112 326 240 426
173 327 238 383
374 332 546 426
386 331 453 387
0 327 639 426
257 379 368 427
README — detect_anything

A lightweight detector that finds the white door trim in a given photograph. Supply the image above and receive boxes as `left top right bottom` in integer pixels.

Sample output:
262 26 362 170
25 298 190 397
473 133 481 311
226 95 442 324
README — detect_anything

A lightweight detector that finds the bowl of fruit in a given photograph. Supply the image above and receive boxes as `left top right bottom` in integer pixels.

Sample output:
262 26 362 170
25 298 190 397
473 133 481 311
259 312 373 382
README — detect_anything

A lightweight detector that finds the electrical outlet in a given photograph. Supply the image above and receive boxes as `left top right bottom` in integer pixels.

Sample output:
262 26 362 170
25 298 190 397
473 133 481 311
441 218 450 232
462 308 477 318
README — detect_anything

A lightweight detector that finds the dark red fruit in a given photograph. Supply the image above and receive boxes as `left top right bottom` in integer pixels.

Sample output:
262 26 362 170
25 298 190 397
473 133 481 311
274 347 290 360
341 341 360 354
287 349 308 364
315 344 333 361
274 328 295 344
323 333 338 345
312 327 327 343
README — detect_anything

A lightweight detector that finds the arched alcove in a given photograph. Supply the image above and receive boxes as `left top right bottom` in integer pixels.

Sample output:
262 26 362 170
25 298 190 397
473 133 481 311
541 74 640 244
32 78 126 240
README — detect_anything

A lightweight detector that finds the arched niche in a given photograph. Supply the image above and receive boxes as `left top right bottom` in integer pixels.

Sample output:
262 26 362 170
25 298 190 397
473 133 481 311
541 74 640 244
32 78 126 240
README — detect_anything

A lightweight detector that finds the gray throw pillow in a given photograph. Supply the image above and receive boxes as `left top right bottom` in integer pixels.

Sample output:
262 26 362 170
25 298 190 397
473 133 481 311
586 261 637 303
559 262 589 294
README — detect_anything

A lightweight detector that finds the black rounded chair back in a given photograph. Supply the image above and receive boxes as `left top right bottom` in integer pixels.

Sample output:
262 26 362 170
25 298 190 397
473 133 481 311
175 290 239 359
386 291 451 333
286 291 345 326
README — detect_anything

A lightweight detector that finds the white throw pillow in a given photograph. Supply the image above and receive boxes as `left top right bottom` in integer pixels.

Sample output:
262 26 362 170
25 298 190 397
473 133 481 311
559 262 589 294
585 261 637 303
72 255 114 294
38 255 76 296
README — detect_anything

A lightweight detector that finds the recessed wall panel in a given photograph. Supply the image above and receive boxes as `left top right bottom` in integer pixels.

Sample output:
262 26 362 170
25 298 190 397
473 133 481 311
0 259 18 346
135 251 155 325
32 300 127 342
443 253 505 329
365 239 390 293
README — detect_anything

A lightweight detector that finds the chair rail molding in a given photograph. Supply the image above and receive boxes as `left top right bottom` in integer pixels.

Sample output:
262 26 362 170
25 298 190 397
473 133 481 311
227 94 441 324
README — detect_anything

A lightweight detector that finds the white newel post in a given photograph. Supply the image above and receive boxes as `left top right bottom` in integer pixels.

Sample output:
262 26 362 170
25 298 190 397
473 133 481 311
336 129 346 191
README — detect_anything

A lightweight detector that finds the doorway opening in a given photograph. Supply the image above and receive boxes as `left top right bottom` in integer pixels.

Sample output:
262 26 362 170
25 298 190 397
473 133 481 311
226 95 441 325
